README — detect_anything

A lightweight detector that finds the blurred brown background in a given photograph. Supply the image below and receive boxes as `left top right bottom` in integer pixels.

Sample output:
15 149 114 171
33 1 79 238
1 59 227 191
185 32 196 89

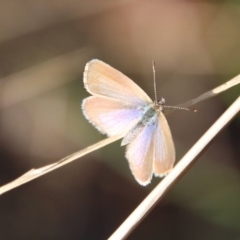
0 0 240 239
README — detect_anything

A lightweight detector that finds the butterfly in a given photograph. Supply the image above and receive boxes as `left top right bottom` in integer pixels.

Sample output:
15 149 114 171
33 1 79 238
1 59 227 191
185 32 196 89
82 59 177 186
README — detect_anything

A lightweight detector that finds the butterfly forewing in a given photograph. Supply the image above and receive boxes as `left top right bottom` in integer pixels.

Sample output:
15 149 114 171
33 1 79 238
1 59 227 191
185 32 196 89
84 60 152 104
153 112 175 176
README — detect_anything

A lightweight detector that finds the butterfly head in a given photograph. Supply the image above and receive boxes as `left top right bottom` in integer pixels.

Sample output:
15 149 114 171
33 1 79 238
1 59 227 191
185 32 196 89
154 97 165 111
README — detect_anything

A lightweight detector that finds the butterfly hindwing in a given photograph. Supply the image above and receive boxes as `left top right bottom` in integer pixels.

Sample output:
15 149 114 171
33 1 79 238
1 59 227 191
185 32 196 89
82 96 148 136
125 114 158 185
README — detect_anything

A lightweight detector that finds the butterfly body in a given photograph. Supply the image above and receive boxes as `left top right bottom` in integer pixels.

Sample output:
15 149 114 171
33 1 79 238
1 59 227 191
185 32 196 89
122 103 159 146
82 60 175 186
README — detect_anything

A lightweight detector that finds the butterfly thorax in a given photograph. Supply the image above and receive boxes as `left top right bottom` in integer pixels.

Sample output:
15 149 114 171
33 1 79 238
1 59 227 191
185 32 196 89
121 104 160 146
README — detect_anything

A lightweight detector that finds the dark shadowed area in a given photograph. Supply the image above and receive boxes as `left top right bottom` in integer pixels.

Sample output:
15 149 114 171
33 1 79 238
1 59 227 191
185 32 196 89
0 0 240 239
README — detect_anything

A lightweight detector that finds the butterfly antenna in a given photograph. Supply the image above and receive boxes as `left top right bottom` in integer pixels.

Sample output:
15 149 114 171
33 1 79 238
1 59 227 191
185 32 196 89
152 61 158 102
163 105 197 112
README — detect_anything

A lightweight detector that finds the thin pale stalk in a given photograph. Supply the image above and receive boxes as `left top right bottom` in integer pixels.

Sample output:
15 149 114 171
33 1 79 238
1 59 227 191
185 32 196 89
165 74 240 115
0 135 123 195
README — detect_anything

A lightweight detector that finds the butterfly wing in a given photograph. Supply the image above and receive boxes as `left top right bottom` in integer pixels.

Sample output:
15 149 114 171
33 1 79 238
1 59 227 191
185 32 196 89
125 115 158 186
82 60 152 136
153 112 175 176
126 111 175 186
83 96 149 136
84 60 152 104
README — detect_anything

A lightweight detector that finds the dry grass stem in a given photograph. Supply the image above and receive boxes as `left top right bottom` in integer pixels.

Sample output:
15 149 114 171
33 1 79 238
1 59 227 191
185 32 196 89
166 74 240 115
0 135 123 195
